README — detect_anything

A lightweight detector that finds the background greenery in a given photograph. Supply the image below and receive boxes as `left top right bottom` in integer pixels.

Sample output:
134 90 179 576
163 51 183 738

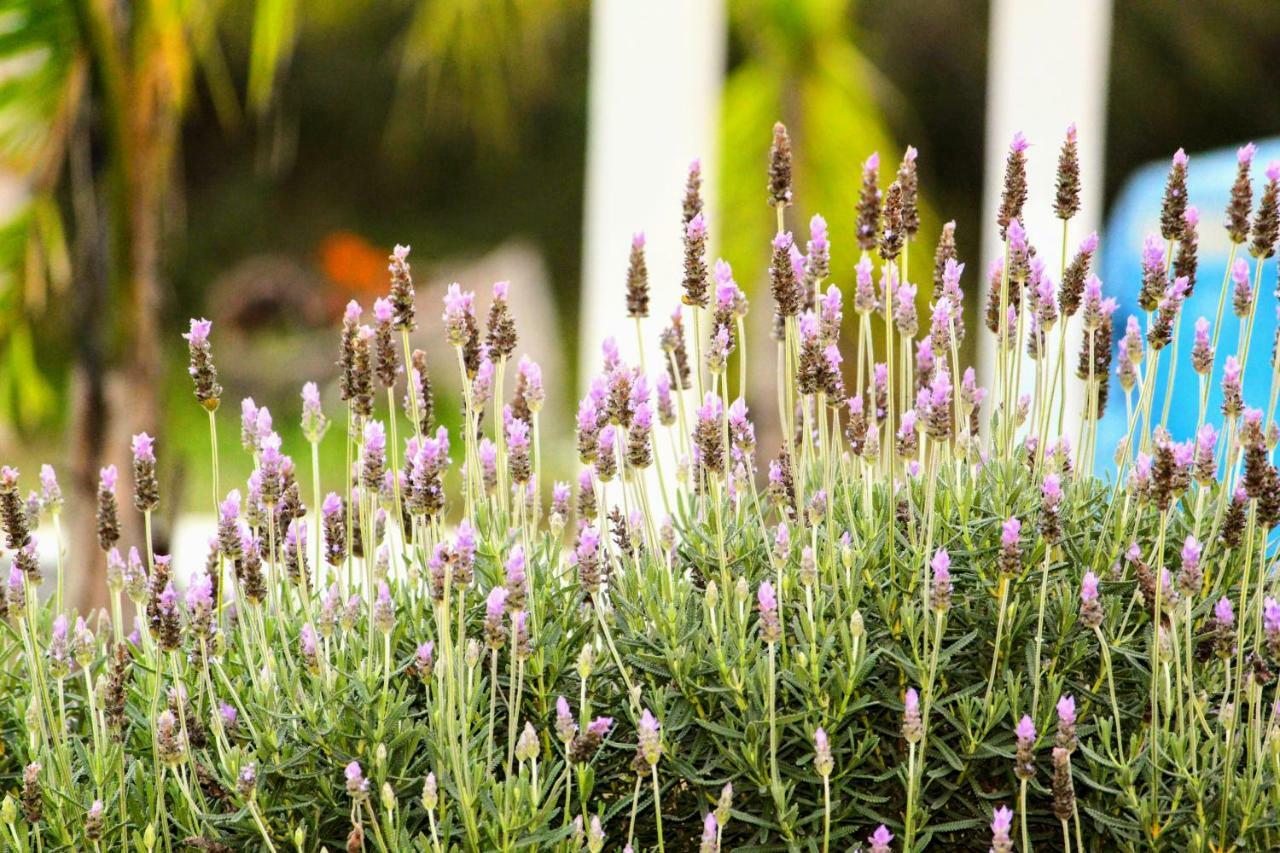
1 0 1279 511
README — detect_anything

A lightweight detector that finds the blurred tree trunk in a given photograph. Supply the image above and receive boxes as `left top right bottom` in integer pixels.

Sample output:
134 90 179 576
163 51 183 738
65 3 167 613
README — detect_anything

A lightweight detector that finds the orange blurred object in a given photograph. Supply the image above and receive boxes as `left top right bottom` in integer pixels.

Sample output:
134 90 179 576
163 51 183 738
318 231 389 302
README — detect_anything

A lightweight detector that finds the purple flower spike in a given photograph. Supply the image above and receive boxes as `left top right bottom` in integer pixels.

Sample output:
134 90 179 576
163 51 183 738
1264 597 1280 636
991 806 1014 847
1081 571 1099 603
345 761 368 796
183 318 212 347
1215 596 1235 626
757 580 777 614
1016 714 1036 743
1057 695 1076 726
220 490 241 522
486 586 509 621
1001 516 1021 547
186 571 214 613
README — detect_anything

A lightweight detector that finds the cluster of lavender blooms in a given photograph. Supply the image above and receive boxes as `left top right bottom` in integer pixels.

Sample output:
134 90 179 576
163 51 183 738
4 124 1280 853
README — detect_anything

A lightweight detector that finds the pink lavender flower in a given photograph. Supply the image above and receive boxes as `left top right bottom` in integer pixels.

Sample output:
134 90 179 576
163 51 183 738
186 571 213 617
473 438 497 491
1264 598 1280 656
894 279 918 337
516 355 545 414
1002 516 1021 548
1081 274 1114 330
299 622 319 671
415 642 434 678
1042 473 1063 509
131 433 155 461
472 352 495 405
1050 700 1072 735
1222 355 1244 416
700 813 719 853
706 325 733 374
1173 535 1203 596
1216 596 1235 627
902 687 922 743
484 586 509 648
758 580 780 643
814 727 833 777
38 465 61 513
486 586 508 622
551 481 571 518
1016 714 1035 743
1138 233 1167 311
1231 258 1253 317
239 398 261 450
555 696 578 743
915 336 935 378
345 761 369 798
854 256 877 314
183 319 222 408
301 382 329 442
941 256 965 304
1007 219 1027 256
869 824 894 853
1014 714 1037 780
6 563 25 611
638 708 662 765
931 549 952 612
442 284 475 349
990 805 1014 852
184 318 211 346
807 213 829 258
373 581 395 634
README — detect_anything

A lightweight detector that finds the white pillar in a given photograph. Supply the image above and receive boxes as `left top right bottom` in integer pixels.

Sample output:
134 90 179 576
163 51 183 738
580 0 727 390
979 0 1113 429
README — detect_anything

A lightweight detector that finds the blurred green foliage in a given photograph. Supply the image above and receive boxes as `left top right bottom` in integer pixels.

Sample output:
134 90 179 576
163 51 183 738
3 0 1280 477
719 0 901 285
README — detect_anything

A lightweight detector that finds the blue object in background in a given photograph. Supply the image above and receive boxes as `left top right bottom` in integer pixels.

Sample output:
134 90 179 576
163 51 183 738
1094 141 1280 475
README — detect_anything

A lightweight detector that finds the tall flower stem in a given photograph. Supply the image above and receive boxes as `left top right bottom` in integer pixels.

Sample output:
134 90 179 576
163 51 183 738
651 764 666 853
310 440 323 585
1020 779 1030 853
1148 510 1170 819
904 741 918 848
983 577 1011 714
1093 625 1124 746
767 641 781 798
821 774 831 853
1031 546 1054 718
208 408 221 514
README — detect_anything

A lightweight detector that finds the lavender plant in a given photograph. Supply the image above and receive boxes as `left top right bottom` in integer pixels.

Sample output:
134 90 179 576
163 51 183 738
3 125 1280 852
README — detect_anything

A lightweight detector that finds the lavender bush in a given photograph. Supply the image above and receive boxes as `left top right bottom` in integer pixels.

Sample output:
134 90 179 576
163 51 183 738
2 123 1280 852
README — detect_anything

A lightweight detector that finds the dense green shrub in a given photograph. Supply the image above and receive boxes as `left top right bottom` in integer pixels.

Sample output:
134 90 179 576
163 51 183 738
2 126 1279 852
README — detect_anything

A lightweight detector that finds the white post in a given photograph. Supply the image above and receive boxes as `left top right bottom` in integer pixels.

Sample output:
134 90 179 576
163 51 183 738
580 0 727 389
979 0 1113 430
